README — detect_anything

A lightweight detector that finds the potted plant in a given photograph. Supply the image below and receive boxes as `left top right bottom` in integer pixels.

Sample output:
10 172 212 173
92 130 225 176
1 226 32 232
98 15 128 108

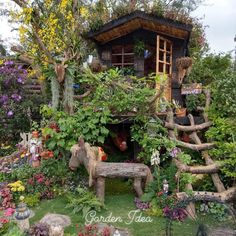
134 39 145 57
172 100 186 117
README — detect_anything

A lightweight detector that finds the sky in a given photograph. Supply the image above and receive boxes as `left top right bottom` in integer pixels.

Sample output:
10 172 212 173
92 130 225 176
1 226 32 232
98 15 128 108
0 0 235 55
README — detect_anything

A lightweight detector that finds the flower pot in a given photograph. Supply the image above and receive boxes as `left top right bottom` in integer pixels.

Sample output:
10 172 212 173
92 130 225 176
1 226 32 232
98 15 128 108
175 108 186 117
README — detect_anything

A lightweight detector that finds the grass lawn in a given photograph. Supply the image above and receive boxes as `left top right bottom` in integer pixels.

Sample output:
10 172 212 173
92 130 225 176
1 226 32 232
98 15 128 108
30 179 231 236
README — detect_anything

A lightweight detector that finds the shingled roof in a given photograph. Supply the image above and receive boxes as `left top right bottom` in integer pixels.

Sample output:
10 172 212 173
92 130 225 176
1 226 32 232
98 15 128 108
87 10 193 44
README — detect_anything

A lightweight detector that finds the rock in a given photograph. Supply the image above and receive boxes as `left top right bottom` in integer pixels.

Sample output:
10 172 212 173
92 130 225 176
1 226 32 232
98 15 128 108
40 213 71 230
49 224 64 236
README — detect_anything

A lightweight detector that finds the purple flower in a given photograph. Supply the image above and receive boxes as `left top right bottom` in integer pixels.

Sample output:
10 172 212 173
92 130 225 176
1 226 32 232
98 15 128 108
0 95 9 105
17 77 24 84
7 110 14 117
170 147 181 158
11 94 22 102
4 61 14 66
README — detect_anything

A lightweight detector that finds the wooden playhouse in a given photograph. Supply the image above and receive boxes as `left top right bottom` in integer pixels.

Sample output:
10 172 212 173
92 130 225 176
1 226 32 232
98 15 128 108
87 10 193 107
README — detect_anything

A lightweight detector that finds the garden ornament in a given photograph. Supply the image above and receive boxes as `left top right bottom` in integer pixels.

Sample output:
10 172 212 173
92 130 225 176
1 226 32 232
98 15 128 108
163 179 169 194
69 136 153 202
29 131 42 167
14 196 31 231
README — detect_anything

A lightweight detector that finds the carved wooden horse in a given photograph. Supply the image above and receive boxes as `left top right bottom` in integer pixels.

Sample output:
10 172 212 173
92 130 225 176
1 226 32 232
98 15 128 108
69 137 153 202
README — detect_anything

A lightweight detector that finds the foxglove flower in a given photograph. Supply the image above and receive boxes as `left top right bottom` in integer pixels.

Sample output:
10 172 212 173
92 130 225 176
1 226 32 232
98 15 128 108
151 149 160 166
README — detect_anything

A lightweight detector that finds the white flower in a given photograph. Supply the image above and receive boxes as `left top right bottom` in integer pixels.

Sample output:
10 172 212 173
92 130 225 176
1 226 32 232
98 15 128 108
151 150 160 166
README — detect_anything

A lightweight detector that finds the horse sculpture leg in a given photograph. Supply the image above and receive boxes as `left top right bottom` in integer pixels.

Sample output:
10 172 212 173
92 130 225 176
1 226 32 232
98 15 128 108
96 177 105 203
134 177 143 197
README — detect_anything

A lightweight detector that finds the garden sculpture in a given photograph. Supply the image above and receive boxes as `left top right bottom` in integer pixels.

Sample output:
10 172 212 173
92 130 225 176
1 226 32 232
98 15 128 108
69 137 153 202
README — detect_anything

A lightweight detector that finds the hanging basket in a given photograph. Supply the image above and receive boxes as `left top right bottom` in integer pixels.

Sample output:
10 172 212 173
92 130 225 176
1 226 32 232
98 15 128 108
176 57 193 69
176 57 193 84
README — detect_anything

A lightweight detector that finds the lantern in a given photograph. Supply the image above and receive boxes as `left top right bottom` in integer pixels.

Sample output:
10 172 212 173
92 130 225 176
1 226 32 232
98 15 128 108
15 198 31 231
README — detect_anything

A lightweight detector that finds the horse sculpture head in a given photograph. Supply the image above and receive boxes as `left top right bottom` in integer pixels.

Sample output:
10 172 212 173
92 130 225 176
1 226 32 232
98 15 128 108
69 136 87 170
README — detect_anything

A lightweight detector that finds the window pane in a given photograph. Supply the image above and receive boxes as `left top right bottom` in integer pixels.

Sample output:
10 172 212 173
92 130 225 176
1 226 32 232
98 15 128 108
112 45 122 54
124 55 134 63
166 52 171 63
159 62 164 73
160 39 165 49
124 44 133 53
166 64 171 74
112 55 122 64
159 51 164 61
166 42 171 51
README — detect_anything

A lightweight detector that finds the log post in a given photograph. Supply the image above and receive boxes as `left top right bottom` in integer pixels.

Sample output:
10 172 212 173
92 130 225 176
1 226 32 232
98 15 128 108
96 177 105 203
134 177 143 197
185 183 196 219
188 114 226 192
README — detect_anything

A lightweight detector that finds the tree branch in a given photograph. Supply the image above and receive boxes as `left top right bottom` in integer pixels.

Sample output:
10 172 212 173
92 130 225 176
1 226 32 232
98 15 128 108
176 187 236 203
174 158 222 174
149 85 165 104
165 121 212 132
74 90 92 100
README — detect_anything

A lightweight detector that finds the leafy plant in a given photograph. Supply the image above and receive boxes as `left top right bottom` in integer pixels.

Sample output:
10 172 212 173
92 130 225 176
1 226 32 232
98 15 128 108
23 193 40 207
185 93 205 112
28 223 49 236
65 187 104 217
134 40 145 57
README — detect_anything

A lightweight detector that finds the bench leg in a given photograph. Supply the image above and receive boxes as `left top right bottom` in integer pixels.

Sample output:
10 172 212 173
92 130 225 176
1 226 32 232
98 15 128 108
96 177 105 203
134 177 143 198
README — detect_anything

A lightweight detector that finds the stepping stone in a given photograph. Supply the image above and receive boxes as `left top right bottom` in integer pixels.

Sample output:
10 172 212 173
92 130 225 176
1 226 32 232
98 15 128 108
40 213 71 228
208 226 236 236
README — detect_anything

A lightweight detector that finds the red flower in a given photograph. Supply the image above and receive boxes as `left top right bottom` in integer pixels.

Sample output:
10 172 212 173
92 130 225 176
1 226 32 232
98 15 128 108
0 217 9 224
27 178 34 185
37 177 44 184
157 191 163 196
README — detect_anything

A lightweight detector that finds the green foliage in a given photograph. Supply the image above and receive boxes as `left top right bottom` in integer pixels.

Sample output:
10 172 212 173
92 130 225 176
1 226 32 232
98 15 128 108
209 70 236 118
197 202 230 221
185 93 205 112
131 116 175 163
65 187 104 217
187 53 232 85
24 193 40 207
80 68 156 115
180 173 196 191
42 105 110 156
3 224 24 236
208 202 230 221
177 152 192 165
206 117 236 178
134 40 145 57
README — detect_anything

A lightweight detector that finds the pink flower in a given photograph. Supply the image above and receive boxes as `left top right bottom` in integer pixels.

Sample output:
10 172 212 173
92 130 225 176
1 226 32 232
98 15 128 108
0 217 9 224
37 177 44 183
4 208 15 217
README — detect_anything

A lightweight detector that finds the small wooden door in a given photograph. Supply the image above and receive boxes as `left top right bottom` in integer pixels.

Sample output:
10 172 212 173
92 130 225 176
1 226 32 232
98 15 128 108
156 35 172 102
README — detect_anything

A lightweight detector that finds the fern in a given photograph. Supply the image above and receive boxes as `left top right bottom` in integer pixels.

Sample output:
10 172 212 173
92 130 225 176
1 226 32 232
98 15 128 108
65 187 104 217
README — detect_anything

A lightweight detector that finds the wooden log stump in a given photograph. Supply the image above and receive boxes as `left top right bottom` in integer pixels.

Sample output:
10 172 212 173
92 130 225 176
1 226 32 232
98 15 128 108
96 177 105 203
134 178 143 198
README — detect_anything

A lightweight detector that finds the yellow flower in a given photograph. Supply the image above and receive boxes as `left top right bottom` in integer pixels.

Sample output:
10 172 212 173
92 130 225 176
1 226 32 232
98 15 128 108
60 0 67 10
19 196 25 201
80 7 89 18
18 186 25 192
